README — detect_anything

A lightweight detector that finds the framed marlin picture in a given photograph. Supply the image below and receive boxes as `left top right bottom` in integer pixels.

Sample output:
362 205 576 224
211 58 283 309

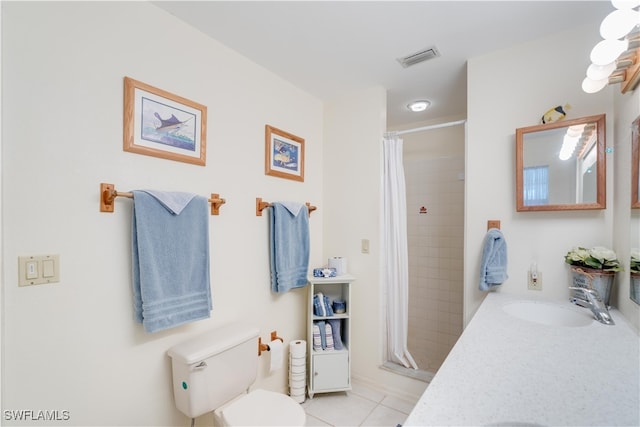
264 125 305 182
123 77 207 166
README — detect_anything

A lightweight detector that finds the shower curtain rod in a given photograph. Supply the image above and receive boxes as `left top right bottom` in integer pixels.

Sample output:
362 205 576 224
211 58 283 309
388 119 466 136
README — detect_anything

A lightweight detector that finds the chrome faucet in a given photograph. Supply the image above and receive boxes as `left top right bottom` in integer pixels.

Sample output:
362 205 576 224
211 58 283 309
569 287 615 325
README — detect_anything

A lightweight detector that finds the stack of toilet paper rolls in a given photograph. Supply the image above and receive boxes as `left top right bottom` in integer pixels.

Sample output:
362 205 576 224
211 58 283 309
288 340 306 403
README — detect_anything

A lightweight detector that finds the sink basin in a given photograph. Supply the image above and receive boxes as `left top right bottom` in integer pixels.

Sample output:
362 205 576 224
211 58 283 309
485 423 545 427
502 300 593 327
485 421 544 427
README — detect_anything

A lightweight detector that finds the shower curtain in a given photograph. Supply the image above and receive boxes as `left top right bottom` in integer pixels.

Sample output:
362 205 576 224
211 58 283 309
382 134 418 370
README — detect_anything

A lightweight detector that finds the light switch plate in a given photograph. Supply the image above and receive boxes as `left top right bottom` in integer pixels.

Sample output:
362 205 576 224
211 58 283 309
18 254 60 286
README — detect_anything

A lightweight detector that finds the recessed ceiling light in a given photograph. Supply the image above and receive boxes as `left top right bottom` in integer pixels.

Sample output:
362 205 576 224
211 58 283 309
408 100 431 112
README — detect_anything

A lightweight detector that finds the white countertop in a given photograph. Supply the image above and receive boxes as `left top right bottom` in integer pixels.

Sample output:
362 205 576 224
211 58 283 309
404 292 640 427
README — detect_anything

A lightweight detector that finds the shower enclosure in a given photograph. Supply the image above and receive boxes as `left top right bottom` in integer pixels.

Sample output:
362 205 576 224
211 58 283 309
404 155 464 375
384 123 465 381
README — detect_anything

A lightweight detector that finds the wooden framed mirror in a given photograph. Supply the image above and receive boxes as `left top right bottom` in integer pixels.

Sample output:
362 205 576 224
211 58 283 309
630 115 639 305
516 114 606 212
632 115 639 209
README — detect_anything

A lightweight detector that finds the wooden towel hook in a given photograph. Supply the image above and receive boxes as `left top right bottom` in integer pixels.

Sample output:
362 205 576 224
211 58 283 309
487 220 501 230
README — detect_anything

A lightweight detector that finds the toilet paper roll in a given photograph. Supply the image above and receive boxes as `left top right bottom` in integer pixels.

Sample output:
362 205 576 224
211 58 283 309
328 257 347 276
290 372 305 380
290 390 305 403
289 356 305 365
289 374 307 388
289 340 306 358
290 364 305 374
269 339 283 374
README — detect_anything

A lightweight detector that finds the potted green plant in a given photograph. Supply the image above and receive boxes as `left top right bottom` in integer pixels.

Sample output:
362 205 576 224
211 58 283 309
564 246 622 306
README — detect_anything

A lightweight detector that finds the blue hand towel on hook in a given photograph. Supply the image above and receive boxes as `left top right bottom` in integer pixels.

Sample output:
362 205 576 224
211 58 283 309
269 202 310 293
479 227 508 291
131 190 212 333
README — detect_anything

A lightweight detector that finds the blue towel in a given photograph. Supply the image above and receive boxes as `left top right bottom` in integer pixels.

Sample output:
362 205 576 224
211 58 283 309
313 323 322 351
479 228 508 291
315 320 327 349
313 293 335 317
313 293 326 316
327 319 343 350
325 322 334 350
131 190 212 333
269 202 310 293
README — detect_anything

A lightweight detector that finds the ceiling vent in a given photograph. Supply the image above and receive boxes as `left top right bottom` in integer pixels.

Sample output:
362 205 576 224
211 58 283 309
397 46 441 68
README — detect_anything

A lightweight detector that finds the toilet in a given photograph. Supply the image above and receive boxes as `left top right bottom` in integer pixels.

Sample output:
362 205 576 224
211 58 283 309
167 323 306 426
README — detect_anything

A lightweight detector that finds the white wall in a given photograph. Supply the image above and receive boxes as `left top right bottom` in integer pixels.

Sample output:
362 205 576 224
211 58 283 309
2 2 323 426
465 24 616 324
323 87 427 401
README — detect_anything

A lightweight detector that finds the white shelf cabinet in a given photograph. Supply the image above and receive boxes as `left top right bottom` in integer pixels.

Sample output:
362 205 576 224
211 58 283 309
307 274 355 398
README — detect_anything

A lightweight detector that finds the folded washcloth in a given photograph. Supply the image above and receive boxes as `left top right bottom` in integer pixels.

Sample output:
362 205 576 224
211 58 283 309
327 319 343 350
138 190 197 214
279 201 305 217
313 323 322 351
313 293 335 317
479 228 508 291
269 202 310 293
131 190 211 333
314 292 327 317
323 295 334 316
325 322 334 351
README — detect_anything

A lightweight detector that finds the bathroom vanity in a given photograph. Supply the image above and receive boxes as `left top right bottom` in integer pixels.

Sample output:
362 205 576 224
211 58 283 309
404 292 640 426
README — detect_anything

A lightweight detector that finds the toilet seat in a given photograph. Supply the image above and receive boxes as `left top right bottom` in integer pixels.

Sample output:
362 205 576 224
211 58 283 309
216 389 306 426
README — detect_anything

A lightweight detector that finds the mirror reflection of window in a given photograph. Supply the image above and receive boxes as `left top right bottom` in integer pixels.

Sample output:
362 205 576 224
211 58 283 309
523 165 549 206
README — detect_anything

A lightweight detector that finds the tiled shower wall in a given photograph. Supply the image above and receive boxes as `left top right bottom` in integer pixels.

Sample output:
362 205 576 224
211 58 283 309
404 156 464 373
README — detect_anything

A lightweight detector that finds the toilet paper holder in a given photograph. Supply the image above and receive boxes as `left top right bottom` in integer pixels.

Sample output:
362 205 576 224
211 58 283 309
258 331 283 356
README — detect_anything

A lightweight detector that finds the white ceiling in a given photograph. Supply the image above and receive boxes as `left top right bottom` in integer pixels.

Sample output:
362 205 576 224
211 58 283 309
154 1 612 128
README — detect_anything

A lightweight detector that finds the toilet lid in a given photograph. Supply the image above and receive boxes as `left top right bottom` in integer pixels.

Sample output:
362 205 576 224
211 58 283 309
222 389 306 426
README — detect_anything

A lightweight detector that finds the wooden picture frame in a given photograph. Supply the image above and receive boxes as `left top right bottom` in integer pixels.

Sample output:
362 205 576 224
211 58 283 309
123 77 207 166
265 125 305 182
632 115 640 209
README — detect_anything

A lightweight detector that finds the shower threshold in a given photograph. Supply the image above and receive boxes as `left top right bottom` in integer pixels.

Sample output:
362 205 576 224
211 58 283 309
381 361 434 383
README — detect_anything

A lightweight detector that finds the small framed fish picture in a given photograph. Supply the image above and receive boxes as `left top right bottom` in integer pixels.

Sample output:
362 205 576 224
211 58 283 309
264 125 305 182
123 77 207 166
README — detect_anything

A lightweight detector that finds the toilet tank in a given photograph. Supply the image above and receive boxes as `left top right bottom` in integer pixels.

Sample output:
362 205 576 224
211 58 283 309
167 323 260 419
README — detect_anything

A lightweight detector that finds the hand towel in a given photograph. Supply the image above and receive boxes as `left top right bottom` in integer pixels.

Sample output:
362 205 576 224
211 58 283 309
131 190 212 333
314 292 327 317
316 320 327 349
313 323 322 351
324 322 334 351
323 295 334 316
327 319 343 350
479 227 508 291
269 202 310 293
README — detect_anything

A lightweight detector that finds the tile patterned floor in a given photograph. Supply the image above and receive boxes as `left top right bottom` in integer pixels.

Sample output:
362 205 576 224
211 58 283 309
301 381 416 427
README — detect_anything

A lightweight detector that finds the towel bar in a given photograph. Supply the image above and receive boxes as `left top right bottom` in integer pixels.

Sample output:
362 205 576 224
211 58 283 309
255 197 317 217
100 183 226 215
